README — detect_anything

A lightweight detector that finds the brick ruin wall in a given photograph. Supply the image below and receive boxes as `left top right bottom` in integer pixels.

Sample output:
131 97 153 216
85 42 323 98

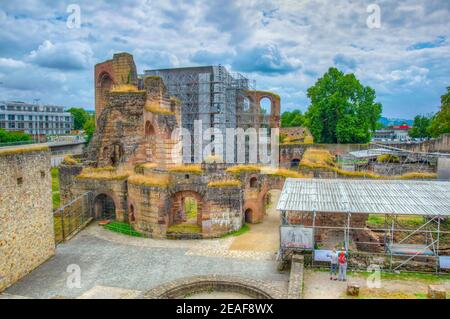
0 149 55 292
95 52 138 123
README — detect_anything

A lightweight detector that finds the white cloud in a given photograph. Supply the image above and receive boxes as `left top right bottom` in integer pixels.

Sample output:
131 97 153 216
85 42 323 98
0 0 448 116
27 40 93 71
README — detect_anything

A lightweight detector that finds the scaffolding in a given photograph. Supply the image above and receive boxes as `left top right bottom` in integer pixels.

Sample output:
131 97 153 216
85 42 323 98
144 66 260 163
338 142 450 176
277 178 450 273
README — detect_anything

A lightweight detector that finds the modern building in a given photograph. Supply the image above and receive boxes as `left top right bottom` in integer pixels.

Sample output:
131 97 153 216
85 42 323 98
373 125 412 142
0 101 74 136
391 125 412 140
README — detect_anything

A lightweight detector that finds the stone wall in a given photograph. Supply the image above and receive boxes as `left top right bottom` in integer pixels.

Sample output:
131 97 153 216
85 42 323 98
372 163 435 176
0 147 55 292
59 163 83 205
386 134 450 154
203 187 243 236
95 52 138 123
287 254 304 299
280 144 309 168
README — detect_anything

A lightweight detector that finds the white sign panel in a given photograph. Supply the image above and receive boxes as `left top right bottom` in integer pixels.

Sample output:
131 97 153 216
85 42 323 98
280 226 313 249
314 250 333 262
439 256 450 269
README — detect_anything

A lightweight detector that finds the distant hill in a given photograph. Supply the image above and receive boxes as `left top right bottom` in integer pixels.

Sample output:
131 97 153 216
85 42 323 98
379 117 413 127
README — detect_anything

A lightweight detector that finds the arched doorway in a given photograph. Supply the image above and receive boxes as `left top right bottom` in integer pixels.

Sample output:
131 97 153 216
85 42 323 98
262 189 281 219
94 194 116 220
145 121 155 136
244 208 253 223
169 191 203 233
290 158 300 169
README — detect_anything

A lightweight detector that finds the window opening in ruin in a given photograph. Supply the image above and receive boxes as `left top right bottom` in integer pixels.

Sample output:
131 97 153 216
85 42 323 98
249 177 258 188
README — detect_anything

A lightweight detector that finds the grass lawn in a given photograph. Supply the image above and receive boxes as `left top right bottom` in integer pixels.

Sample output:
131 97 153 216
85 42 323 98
221 224 250 238
51 167 60 210
104 221 142 237
367 214 425 229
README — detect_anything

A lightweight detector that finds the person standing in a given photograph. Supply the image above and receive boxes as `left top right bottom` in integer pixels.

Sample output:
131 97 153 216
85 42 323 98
327 249 338 280
338 250 348 281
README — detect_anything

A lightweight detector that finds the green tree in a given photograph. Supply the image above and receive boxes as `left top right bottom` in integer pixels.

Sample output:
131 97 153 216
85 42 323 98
83 115 96 143
305 67 382 144
409 115 432 138
429 87 450 137
0 129 31 143
67 107 90 130
281 110 305 127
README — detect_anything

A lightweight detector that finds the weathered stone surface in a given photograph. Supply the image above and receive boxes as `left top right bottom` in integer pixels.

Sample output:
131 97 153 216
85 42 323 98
287 254 304 299
0 148 55 292
142 275 285 299
427 285 447 299
347 282 360 296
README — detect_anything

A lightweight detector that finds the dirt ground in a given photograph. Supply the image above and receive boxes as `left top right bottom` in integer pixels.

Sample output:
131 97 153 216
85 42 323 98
303 269 450 299
229 190 280 253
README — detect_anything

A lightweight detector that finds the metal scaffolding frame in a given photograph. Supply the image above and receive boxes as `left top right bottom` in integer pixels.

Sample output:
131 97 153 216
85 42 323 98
339 142 450 176
277 179 450 273
143 65 272 163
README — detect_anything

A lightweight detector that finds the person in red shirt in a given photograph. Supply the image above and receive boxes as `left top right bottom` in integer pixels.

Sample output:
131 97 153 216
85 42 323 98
338 250 348 281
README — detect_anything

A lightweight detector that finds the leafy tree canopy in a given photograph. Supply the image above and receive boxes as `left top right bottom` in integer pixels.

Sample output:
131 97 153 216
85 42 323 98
281 109 305 128
429 87 450 138
305 67 382 144
409 115 432 139
83 115 96 143
0 129 31 143
67 107 90 130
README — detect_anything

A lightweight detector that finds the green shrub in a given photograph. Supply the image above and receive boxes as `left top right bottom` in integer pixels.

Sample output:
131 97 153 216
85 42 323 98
104 221 142 237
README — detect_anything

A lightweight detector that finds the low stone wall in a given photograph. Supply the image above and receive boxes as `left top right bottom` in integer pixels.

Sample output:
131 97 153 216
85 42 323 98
302 251 448 273
287 254 304 299
142 275 286 299
372 163 435 176
59 163 83 205
0 147 55 292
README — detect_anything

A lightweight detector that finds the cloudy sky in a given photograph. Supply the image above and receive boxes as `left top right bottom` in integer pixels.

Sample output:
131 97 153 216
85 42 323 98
0 0 449 118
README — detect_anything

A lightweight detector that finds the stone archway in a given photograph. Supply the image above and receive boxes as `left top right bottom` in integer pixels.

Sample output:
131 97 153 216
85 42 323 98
145 121 156 162
96 71 114 123
94 193 116 220
169 191 203 233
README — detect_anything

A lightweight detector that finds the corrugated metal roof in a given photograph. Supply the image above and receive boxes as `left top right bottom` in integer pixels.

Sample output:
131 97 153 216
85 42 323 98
277 179 450 216
348 148 394 159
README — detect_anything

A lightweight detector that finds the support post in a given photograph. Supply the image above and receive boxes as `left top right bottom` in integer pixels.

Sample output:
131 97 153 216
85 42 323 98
346 213 351 251
389 215 395 271
436 216 441 274
312 211 316 268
